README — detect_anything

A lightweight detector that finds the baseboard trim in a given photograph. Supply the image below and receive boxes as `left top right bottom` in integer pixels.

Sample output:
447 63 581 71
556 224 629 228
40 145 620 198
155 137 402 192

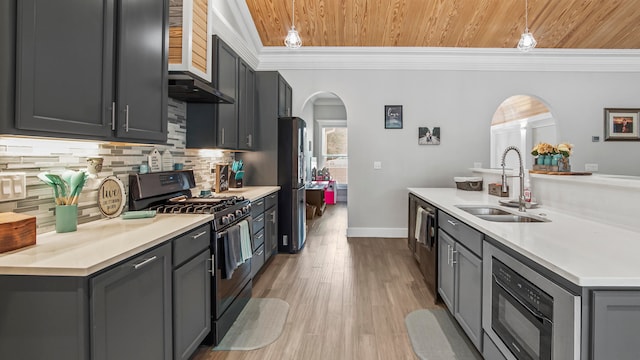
346 227 406 238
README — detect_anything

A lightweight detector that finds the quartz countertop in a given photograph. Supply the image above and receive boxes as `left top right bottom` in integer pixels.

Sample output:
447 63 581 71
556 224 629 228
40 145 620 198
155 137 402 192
408 188 640 287
0 214 213 276
222 186 280 201
0 186 281 277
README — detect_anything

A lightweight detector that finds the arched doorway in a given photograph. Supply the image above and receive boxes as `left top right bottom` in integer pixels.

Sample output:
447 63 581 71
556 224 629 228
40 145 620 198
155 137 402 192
301 92 348 203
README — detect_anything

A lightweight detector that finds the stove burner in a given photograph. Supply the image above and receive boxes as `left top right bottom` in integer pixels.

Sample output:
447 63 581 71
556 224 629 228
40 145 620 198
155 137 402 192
149 195 249 216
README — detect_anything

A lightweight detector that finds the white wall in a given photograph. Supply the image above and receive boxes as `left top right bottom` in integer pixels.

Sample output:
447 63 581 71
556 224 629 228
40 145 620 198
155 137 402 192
281 69 640 237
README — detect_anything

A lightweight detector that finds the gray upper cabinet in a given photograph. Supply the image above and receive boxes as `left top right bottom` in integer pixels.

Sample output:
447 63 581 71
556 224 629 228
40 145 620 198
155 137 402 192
277 75 292 117
187 35 258 150
91 243 172 360
237 58 256 150
114 0 168 142
8 0 167 143
0 0 16 131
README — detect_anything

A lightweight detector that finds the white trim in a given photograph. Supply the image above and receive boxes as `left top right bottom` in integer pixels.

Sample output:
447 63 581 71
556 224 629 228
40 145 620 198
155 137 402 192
346 227 407 238
256 47 640 72
316 119 347 127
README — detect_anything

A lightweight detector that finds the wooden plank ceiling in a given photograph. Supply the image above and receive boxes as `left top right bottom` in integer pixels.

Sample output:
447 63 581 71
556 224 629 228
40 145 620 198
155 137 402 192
245 0 640 48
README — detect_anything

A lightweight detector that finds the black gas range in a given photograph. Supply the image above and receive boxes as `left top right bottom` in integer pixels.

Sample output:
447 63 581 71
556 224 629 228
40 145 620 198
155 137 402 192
129 170 254 345
129 170 251 231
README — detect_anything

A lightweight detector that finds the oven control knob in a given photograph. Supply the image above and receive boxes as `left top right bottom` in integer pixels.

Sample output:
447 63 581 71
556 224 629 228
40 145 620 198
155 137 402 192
221 216 230 225
247 203 252 212
228 213 235 222
235 209 243 217
242 206 249 214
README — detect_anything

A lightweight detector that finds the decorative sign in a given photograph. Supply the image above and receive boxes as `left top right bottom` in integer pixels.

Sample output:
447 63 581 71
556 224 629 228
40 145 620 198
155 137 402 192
98 176 126 218
148 148 162 172
214 163 229 193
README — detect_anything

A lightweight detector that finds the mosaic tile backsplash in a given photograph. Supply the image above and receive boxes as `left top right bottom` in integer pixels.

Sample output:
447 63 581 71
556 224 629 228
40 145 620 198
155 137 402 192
0 98 233 233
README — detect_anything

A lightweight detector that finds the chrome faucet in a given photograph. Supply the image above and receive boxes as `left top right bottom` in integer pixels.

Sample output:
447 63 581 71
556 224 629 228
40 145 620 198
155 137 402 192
501 146 526 212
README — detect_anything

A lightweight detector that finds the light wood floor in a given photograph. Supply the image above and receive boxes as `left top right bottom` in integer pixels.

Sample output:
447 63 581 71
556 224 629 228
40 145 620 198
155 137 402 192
193 203 440 360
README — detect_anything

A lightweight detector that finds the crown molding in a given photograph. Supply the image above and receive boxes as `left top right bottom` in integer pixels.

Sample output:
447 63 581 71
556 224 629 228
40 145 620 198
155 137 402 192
255 47 640 72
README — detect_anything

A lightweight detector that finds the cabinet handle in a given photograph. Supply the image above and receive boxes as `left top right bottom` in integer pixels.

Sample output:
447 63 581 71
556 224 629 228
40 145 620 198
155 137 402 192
256 200 264 206
247 134 252 147
192 231 208 239
257 233 264 239
257 249 264 256
451 249 457 267
124 105 129 132
447 219 457 226
133 256 157 270
111 102 116 130
208 255 215 276
221 128 225 145
271 212 276 223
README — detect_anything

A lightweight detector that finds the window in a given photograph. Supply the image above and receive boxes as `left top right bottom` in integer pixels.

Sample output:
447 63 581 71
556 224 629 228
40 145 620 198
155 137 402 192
321 127 347 184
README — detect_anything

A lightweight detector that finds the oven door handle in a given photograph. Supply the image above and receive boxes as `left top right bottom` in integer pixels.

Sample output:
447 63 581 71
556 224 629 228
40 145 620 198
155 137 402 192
493 274 552 324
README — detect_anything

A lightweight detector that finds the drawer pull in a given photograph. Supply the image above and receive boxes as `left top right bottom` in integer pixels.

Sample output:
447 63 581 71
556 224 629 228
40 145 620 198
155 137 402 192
447 219 457 226
133 256 157 270
192 231 208 239
257 249 264 256
256 200 264 206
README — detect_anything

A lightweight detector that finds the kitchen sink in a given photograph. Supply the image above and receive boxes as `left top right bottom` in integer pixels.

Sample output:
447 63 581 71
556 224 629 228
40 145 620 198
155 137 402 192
456 205 550 223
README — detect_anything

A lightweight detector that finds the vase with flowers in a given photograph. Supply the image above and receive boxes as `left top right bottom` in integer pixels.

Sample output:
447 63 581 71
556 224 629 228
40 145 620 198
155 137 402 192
531 142 555 166
556 143 573 171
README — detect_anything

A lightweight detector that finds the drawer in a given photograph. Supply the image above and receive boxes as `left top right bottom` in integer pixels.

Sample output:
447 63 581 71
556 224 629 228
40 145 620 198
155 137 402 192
438 211 482 257
265 191 278 209
251 244 265 278
251 197 265 218
252 213 265 234
172 224 211 266
253 228 265 251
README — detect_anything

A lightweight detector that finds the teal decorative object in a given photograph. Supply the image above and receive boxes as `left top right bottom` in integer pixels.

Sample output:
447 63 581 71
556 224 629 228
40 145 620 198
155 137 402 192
55 205 78 233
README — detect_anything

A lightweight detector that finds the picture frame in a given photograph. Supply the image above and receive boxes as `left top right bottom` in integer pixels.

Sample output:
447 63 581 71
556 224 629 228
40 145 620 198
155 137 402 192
418 127 441 145
384 105 403 129
604 108 640 141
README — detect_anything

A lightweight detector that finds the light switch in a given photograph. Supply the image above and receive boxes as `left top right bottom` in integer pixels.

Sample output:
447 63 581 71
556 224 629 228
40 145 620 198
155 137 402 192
0 172 26 202
373 161 382 170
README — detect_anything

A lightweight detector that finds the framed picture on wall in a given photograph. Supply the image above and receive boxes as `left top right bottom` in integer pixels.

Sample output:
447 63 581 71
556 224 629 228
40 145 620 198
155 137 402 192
418 127 441 145
385 105 403 129
604 108 640 141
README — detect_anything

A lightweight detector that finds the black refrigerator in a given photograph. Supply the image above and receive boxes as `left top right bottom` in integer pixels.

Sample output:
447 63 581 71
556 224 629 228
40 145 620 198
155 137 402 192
277 117 306 253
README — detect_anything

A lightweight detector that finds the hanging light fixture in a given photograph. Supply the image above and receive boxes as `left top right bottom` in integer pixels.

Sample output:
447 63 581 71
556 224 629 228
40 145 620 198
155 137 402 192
517 0 537 52
284 0 302 48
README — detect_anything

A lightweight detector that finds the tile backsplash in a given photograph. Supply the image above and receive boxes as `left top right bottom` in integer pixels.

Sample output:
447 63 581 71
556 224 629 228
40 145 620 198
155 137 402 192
0 98 232 233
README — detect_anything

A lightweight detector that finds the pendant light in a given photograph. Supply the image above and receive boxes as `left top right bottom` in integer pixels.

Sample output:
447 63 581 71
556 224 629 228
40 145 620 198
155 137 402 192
517 0 537 52
284 0 302 48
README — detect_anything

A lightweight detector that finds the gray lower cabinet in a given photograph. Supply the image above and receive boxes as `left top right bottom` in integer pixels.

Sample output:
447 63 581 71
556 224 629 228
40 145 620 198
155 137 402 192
91 243 172 360
437 211 483 352
265 202 278 262
173 224 211 360
483 333 507 360
591 290 640 360
7 0 167 143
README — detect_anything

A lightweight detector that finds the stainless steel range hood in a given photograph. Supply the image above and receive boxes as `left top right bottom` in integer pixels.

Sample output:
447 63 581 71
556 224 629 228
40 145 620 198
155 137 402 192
168 71 234 104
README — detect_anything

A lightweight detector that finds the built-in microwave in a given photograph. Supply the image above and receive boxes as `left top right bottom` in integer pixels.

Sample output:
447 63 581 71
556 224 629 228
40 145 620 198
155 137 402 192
483 242 581 360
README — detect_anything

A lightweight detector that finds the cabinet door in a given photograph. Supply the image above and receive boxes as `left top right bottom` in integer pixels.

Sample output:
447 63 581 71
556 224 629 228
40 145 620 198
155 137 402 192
173 249 211 360
437 230 455 312
592 291 640 360
115 0 168 143
454 243 483 350
237 59 255 150
15 0 113 139
215 39 238 149
265 205 278 260
91 243 172 360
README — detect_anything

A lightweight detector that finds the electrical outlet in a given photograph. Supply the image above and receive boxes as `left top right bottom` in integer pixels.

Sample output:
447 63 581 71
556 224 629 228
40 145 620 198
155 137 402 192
585 163 599 172
592 136 600 142
373 161 382 170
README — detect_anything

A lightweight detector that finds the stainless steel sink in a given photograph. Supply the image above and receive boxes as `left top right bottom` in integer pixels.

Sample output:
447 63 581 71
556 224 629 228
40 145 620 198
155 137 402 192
456 205 550 223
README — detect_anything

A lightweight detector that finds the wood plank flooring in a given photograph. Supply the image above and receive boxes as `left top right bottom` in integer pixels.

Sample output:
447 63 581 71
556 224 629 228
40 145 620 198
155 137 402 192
193 203 440 360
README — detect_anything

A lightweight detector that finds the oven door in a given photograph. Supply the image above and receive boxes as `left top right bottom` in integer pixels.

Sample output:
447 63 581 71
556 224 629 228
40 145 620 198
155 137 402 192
214 220 252 319
491 273 552 360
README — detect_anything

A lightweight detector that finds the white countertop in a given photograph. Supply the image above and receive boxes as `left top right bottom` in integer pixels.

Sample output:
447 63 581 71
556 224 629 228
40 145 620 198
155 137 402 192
222 186 280 201
0 214 213 276
0 186 281 277
408 188 640 287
